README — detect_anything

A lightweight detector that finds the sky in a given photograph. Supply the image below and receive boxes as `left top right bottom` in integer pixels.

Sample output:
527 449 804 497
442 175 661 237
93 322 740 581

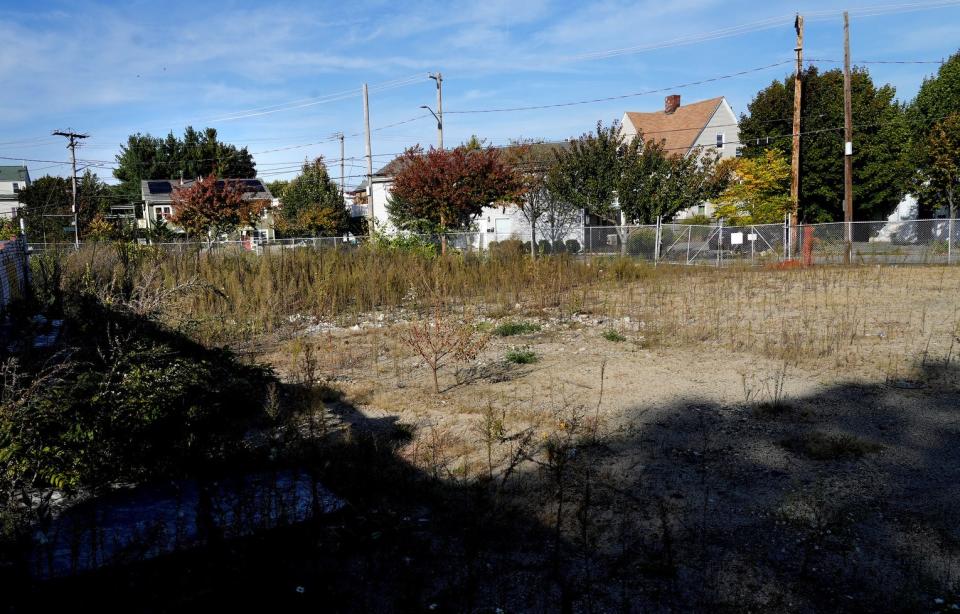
1 0 960 190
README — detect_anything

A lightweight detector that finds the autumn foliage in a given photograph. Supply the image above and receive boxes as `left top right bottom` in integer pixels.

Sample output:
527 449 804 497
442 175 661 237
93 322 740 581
387 145 524 233
171 174 266 238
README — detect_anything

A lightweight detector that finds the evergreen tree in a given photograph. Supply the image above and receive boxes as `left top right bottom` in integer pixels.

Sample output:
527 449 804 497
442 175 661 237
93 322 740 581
739 66 910 222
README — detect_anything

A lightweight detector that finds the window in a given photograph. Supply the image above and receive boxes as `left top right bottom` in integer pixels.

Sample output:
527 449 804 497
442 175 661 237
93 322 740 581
697 204 706 215
154 205 172 220
716 133 725 148
12 183 19 193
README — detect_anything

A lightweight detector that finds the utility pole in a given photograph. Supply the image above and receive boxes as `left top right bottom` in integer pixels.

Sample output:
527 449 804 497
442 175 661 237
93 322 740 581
338 132 345 195
363 83 374 233
428 72 444 149
790 14 803 258
843 11 854 264
53 129 89 248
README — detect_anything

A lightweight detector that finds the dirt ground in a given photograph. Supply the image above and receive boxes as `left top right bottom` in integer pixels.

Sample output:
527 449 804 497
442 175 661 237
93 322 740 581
251 265 960 612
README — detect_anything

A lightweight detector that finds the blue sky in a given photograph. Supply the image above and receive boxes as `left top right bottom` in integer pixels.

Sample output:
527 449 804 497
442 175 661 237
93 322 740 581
2 0 959 189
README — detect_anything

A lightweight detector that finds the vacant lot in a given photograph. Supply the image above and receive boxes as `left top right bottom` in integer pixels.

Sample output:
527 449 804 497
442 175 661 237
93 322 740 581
19 249 960 612
252 264 960 612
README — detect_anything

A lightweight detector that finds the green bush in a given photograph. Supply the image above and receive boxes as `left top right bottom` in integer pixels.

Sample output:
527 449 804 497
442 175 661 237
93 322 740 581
626 228 656 256
537 239 552 255
370 233 438 256
565 239 581 254
505 347 538 364
0 300 273 494
602 329 626 342
488 238 525 259
493 321 541 337
680 214 712 225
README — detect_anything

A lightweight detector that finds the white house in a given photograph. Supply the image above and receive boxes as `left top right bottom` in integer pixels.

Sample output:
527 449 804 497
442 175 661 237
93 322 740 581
359 143 585 249
621 94 740 220
0 166 30 219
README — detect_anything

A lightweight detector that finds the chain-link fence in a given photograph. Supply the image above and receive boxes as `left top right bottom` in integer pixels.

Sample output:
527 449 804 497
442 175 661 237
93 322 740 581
797 219 958 265
24 219 960 267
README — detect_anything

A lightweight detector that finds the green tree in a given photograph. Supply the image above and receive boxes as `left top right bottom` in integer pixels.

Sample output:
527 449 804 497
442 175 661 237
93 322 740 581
909 51 960 138
908 52 960 217
16 172 113 243
915 114 960 218
549 121 623 224
266 179 289 201
739 66 911 222
714 149 791 225
276 158 349 236
551 121 727 228
114 127 256 200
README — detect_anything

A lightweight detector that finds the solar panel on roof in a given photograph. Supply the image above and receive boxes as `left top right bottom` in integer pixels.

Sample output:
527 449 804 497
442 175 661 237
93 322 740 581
244 180 263 191
148 181 172 195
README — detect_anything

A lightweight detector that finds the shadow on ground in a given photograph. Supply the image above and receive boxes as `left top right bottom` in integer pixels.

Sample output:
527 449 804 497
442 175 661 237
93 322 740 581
11 359 960 613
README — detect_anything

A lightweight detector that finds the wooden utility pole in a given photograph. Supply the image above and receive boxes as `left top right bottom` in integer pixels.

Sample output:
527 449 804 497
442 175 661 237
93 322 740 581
363 83 374 233
790 14 803 257
338 132 345 195
843 11 854 264
52 129 89 248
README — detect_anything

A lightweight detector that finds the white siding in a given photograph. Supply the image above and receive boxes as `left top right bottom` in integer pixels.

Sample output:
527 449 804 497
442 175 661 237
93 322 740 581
691 98 740 160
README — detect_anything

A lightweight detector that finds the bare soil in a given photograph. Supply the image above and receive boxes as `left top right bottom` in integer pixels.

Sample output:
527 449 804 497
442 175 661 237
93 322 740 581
242 265 960 612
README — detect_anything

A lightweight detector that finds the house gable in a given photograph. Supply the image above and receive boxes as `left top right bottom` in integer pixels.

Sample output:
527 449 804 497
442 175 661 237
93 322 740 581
621 96 729 157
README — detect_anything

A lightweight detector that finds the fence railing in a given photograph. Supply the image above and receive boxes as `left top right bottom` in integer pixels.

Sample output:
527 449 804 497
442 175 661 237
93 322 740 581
24 218 960 267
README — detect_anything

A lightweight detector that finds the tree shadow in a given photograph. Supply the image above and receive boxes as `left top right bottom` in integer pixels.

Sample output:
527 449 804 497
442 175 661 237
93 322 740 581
14 357 960 613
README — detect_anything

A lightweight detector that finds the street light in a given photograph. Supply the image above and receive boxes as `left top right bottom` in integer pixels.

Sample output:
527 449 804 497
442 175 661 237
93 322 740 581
425 72 443 149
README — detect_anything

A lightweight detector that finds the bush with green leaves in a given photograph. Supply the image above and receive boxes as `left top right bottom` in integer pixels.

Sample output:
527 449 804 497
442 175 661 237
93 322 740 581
493 321 541 337
370 233 439 257
0 300 272 501
602 329 626 342
505 347 538 364
564 239 581 254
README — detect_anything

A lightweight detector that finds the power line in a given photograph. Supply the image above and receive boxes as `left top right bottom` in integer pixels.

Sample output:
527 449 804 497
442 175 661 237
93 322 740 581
445 61 793 114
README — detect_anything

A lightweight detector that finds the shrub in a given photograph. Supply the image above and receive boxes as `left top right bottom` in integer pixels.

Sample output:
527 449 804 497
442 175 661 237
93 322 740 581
398 305 489 393
371 233 439 256
537 239 552 255
552 240 566 254
493 321 541 337
602 329 626 342
0 301 273 494
680 214 712 225
564 239 581 254
488 238 525 259
626 228 656 256
505 347 538 364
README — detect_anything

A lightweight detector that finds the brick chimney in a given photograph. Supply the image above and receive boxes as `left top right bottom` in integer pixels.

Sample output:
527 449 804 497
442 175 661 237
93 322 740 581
664 94 681 114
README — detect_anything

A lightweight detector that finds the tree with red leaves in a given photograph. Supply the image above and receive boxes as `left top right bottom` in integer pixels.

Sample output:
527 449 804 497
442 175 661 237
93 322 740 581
387 145 523 243
170 174 266 241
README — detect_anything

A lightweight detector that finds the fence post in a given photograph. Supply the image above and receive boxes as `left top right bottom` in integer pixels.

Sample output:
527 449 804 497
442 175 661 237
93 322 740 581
783 215 789 262
950 217 954 265
654 217 662 266
716 219 723 268
686 225 691 265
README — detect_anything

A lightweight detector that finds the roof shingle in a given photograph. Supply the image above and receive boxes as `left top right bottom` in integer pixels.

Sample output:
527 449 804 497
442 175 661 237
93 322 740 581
623 97 724 155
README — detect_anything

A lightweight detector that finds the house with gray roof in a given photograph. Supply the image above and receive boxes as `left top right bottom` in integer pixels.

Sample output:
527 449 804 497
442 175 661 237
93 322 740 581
0 166 30 218
140 178 276 244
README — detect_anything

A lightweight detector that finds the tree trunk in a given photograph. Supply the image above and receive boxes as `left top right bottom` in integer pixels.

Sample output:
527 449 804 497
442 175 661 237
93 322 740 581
432 366 440 394
440 214 447 256
531 219 537 258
